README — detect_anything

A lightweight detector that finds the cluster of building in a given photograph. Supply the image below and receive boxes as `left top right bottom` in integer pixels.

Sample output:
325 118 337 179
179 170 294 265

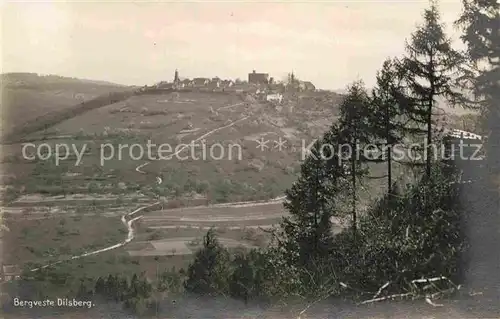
150 69 316 97
248 70 316 92
150 70 234 91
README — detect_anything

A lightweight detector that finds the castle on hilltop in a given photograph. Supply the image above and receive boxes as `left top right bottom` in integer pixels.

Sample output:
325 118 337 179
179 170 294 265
148 68 316 94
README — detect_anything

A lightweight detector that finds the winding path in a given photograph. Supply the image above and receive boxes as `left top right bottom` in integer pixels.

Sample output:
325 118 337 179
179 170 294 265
135 114 249 172
30 202 159 272
30 104 252 271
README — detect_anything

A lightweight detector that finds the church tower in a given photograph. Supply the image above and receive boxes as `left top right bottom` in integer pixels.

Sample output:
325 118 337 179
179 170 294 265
174 69 179 84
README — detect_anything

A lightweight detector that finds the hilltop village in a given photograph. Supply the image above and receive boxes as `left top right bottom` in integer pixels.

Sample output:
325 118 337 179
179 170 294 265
141 69 317 103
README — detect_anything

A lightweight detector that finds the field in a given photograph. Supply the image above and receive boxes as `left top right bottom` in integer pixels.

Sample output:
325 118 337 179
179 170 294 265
2 213 126 266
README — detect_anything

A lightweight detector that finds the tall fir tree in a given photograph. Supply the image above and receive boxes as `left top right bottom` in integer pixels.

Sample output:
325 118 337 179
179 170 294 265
337 81 373 237
184 228 231 296
455 0 500 303
283 131 348 264
229 251 255 304
370 58 414 194
400 1 465 178
456 0 500 176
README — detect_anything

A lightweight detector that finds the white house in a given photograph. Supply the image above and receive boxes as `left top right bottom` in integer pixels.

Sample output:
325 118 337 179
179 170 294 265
73 93 86 100
208 78 221 88
221 80 234 88
443 128 485 162
191 78 210 87
1 265 21 282
266 93 283 104
447 129 482 140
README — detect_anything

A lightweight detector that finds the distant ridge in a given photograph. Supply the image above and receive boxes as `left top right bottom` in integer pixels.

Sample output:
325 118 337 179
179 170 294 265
1 72 128 88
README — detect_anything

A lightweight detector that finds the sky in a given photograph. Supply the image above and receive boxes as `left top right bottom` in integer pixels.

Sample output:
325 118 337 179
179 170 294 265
1 0 465 90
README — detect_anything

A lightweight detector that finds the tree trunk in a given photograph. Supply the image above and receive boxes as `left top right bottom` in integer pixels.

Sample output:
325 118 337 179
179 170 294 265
427 54 435 179
351 142 357 240
426 100 433 178
385 100 392 194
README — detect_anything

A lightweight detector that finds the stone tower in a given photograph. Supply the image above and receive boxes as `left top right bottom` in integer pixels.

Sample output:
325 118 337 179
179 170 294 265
174 69 179 84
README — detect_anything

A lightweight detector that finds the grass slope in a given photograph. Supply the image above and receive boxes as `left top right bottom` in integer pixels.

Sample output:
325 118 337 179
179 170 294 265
1 73 131 141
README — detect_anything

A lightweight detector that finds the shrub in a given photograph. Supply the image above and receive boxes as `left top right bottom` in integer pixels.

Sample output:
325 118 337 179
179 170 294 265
332 164 469 292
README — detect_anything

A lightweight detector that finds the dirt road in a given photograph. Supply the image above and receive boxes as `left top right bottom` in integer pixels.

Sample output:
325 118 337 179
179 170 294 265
30 103 256 270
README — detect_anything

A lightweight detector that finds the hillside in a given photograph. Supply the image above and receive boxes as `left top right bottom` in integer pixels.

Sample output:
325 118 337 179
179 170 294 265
2 90 344 201
0 86 350 275
0 73 130 138
2 83 474 209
